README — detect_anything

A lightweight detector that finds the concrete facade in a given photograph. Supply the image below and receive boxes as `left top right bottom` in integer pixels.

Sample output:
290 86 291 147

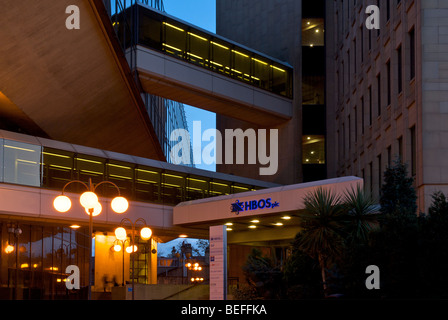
135 46 293 126
215 0 303 185
328 0 448 212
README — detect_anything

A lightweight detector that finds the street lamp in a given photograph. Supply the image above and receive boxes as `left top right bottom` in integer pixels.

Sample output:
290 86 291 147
114 218 152 300
53 178 129 300
112 238 131 286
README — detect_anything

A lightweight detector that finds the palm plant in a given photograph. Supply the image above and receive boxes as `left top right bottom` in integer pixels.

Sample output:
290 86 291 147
296 187 348 294
343 184 380 244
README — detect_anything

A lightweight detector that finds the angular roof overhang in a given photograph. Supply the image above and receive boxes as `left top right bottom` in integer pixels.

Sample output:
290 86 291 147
0 0 165 160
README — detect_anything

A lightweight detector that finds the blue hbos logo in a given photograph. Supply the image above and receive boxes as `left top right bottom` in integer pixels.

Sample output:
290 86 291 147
230 198 279 215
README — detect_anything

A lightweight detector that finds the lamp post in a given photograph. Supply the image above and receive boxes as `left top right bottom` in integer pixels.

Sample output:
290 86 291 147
111 238 131 286
53 178 129 300
114 218 152 300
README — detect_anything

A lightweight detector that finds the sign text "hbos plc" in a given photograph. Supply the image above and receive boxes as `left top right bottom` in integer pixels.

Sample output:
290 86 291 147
231 198 279 215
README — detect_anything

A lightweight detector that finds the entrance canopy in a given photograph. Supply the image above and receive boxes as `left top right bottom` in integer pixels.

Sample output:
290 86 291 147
173 176 363 245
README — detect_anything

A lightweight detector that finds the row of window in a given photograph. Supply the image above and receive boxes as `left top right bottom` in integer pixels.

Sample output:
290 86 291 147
302 3 327 183
119 5 293 98
337 21 416 161
0 139 262 206
336 1 416 102
0 222 90 299
345 125 416 201
337 0 404 42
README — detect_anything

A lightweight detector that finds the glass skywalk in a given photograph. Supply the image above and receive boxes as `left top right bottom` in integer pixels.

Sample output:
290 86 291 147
115 3 293 98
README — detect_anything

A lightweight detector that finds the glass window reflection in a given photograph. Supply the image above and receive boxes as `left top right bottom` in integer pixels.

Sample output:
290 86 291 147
3 140 41 187
0 222 90 299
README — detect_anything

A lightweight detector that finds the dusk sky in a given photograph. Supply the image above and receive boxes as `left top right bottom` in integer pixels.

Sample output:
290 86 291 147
163 0 217 172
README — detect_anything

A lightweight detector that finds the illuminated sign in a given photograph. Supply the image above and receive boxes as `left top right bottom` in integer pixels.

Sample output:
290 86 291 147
230 198 279 215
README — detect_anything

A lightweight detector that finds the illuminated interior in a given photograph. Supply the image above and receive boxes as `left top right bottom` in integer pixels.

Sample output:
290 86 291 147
302 135 325 164
117 5 293 98
0 139 264 206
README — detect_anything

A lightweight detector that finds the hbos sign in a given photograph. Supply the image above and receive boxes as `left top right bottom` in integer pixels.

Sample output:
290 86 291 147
230 198 279 215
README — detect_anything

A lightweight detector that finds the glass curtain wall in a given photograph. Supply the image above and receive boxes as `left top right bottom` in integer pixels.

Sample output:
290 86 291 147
0 139 261 206
136 5 293 98
0 221 90 300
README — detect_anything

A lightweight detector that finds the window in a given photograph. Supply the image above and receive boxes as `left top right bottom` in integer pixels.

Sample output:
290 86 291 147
410 126 416 176
377 0 381 37
397 45 403 93
348 50 351 84
360 26 364 63
398 136 403 162
387 145 392 167
348 115 351 151
354 106 358 143
361 96 365 134
42 148 74 189
0 222 90 300
302 135 325 164
386 60 391 106
2 140 42 187
369 86 373 125
377 73 381 116
386 0 390 21
409 27 415 80
369 162 373 194
377 154 382 196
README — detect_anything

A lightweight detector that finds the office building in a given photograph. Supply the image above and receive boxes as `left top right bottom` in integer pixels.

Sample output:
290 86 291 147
217 0 448 213
1 0 445 300
327 0 448 212
0 0 329 299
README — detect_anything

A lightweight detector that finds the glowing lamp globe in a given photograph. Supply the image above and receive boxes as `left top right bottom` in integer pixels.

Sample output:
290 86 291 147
125 245 137 253
80 192 98 210
111 196 129 214
4 244 14 254
113 244 122 252
53 195 72 213
85 201 102 217
115 227 127 241
140 227 152 240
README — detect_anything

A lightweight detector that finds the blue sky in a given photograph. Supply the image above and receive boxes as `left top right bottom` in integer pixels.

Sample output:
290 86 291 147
163 0 217 172
157 0 216 254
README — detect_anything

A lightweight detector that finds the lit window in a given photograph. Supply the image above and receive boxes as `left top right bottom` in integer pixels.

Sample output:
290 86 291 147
302 135 325 164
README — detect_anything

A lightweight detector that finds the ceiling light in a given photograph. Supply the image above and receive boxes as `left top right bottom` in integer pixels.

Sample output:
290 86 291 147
179 234 188 238
225 222 233 226
250 219 260 223
248 225 257 229
226 228 233 231
70 224 81 229
281 216 291 220
273 222 283 226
